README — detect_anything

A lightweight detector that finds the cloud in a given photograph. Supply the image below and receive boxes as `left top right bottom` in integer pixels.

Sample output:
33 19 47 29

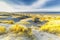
4 0 37 5
12 5 60 12
13 0 50 8
10 0 50 11
0 1 15 12
42 0 60 8
0 0 60 12
0 0 50 12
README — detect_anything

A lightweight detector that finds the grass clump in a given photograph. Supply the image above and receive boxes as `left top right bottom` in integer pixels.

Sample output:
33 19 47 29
40 20 60 35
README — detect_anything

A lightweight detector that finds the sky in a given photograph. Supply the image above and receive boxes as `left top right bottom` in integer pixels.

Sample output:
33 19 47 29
0 0 60 12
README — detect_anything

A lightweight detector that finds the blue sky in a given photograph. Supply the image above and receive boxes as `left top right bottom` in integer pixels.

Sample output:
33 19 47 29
5 0 37 5
42 0 60 8
0 0 60 12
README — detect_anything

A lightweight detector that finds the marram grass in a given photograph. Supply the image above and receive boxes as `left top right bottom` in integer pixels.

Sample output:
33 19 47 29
0 26 6 34
40 20 60 35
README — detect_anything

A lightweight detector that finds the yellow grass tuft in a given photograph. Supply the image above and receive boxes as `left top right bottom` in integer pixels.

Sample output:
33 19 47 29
40 20 60 34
